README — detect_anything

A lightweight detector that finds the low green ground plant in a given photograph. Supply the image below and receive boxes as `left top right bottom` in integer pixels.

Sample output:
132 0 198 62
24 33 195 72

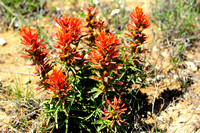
0 0 51 31
2 78 41 132
151 0 200 88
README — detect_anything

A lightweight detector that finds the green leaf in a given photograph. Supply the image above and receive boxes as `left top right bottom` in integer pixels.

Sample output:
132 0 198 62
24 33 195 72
118 71 126 80
67 96 75 111
179 44 185 51
90 87 100 92
74 119 92 133
52 6 57 11
97 125 106 132
78 12 84 18
39 99 50 106
91 97 97 107
45 109 56 113
55 106 60 129
93 90 103 99
92 119 104 124
89 87 103 99
127 66 141 71
65 116 69 133
131 78 136 85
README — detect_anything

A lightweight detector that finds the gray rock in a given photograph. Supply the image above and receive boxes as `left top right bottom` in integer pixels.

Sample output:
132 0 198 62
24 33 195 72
185 61 197 72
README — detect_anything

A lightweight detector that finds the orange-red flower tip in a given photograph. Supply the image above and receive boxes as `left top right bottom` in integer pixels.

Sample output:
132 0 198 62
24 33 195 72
45 68 71 99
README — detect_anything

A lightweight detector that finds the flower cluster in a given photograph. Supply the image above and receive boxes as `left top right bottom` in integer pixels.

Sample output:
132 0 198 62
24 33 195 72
82 3 108 46
45 67 71 99
88 31 121 92
125 6 150 54
53 15 84 66
102 96 127 128
20 27 52 80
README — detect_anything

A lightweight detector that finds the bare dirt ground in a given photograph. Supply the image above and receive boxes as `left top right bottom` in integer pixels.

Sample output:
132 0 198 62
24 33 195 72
0 0 199 132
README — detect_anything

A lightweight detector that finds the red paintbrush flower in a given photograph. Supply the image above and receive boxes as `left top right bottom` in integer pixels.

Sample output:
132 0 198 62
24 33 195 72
20 26 52 79
88 31 122 92
81 3 98 19
53 15 84 66
88 31 121 71
126 6 150 31
45 68 71 99
81 3 108 46
20 26 38 46
54 15 83 48
20 26 46 59
125 6 150 54
102 96 127 127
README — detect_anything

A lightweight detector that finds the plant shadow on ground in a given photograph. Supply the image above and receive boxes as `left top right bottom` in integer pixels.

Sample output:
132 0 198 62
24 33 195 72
125 82 195 132
153 88 184 114
128 88 186 132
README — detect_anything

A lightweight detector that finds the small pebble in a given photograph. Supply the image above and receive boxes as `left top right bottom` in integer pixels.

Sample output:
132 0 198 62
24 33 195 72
23 79 31 85
168 106 175 111
185 61 197 72
178 117 186 123
0 38 7 46
153 46 158 52
156 75 165 81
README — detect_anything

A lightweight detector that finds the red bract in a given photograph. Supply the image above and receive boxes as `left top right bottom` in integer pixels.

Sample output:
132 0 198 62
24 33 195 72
20 26 51 79
88 31 121 71
54 15 83 47
102 96 127 127
20 26 39 46
125 6 150 53
45 68 71 99
81 3 98 19
127 6 150 30
53 15 84 66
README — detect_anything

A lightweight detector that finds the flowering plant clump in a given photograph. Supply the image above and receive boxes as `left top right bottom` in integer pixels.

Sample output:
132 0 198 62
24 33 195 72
20 3 151 132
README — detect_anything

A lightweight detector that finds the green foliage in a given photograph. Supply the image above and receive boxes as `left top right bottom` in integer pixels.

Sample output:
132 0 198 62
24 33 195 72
2 78 41 132
0 0 42 29
151 0 199 59
151 0 199 41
